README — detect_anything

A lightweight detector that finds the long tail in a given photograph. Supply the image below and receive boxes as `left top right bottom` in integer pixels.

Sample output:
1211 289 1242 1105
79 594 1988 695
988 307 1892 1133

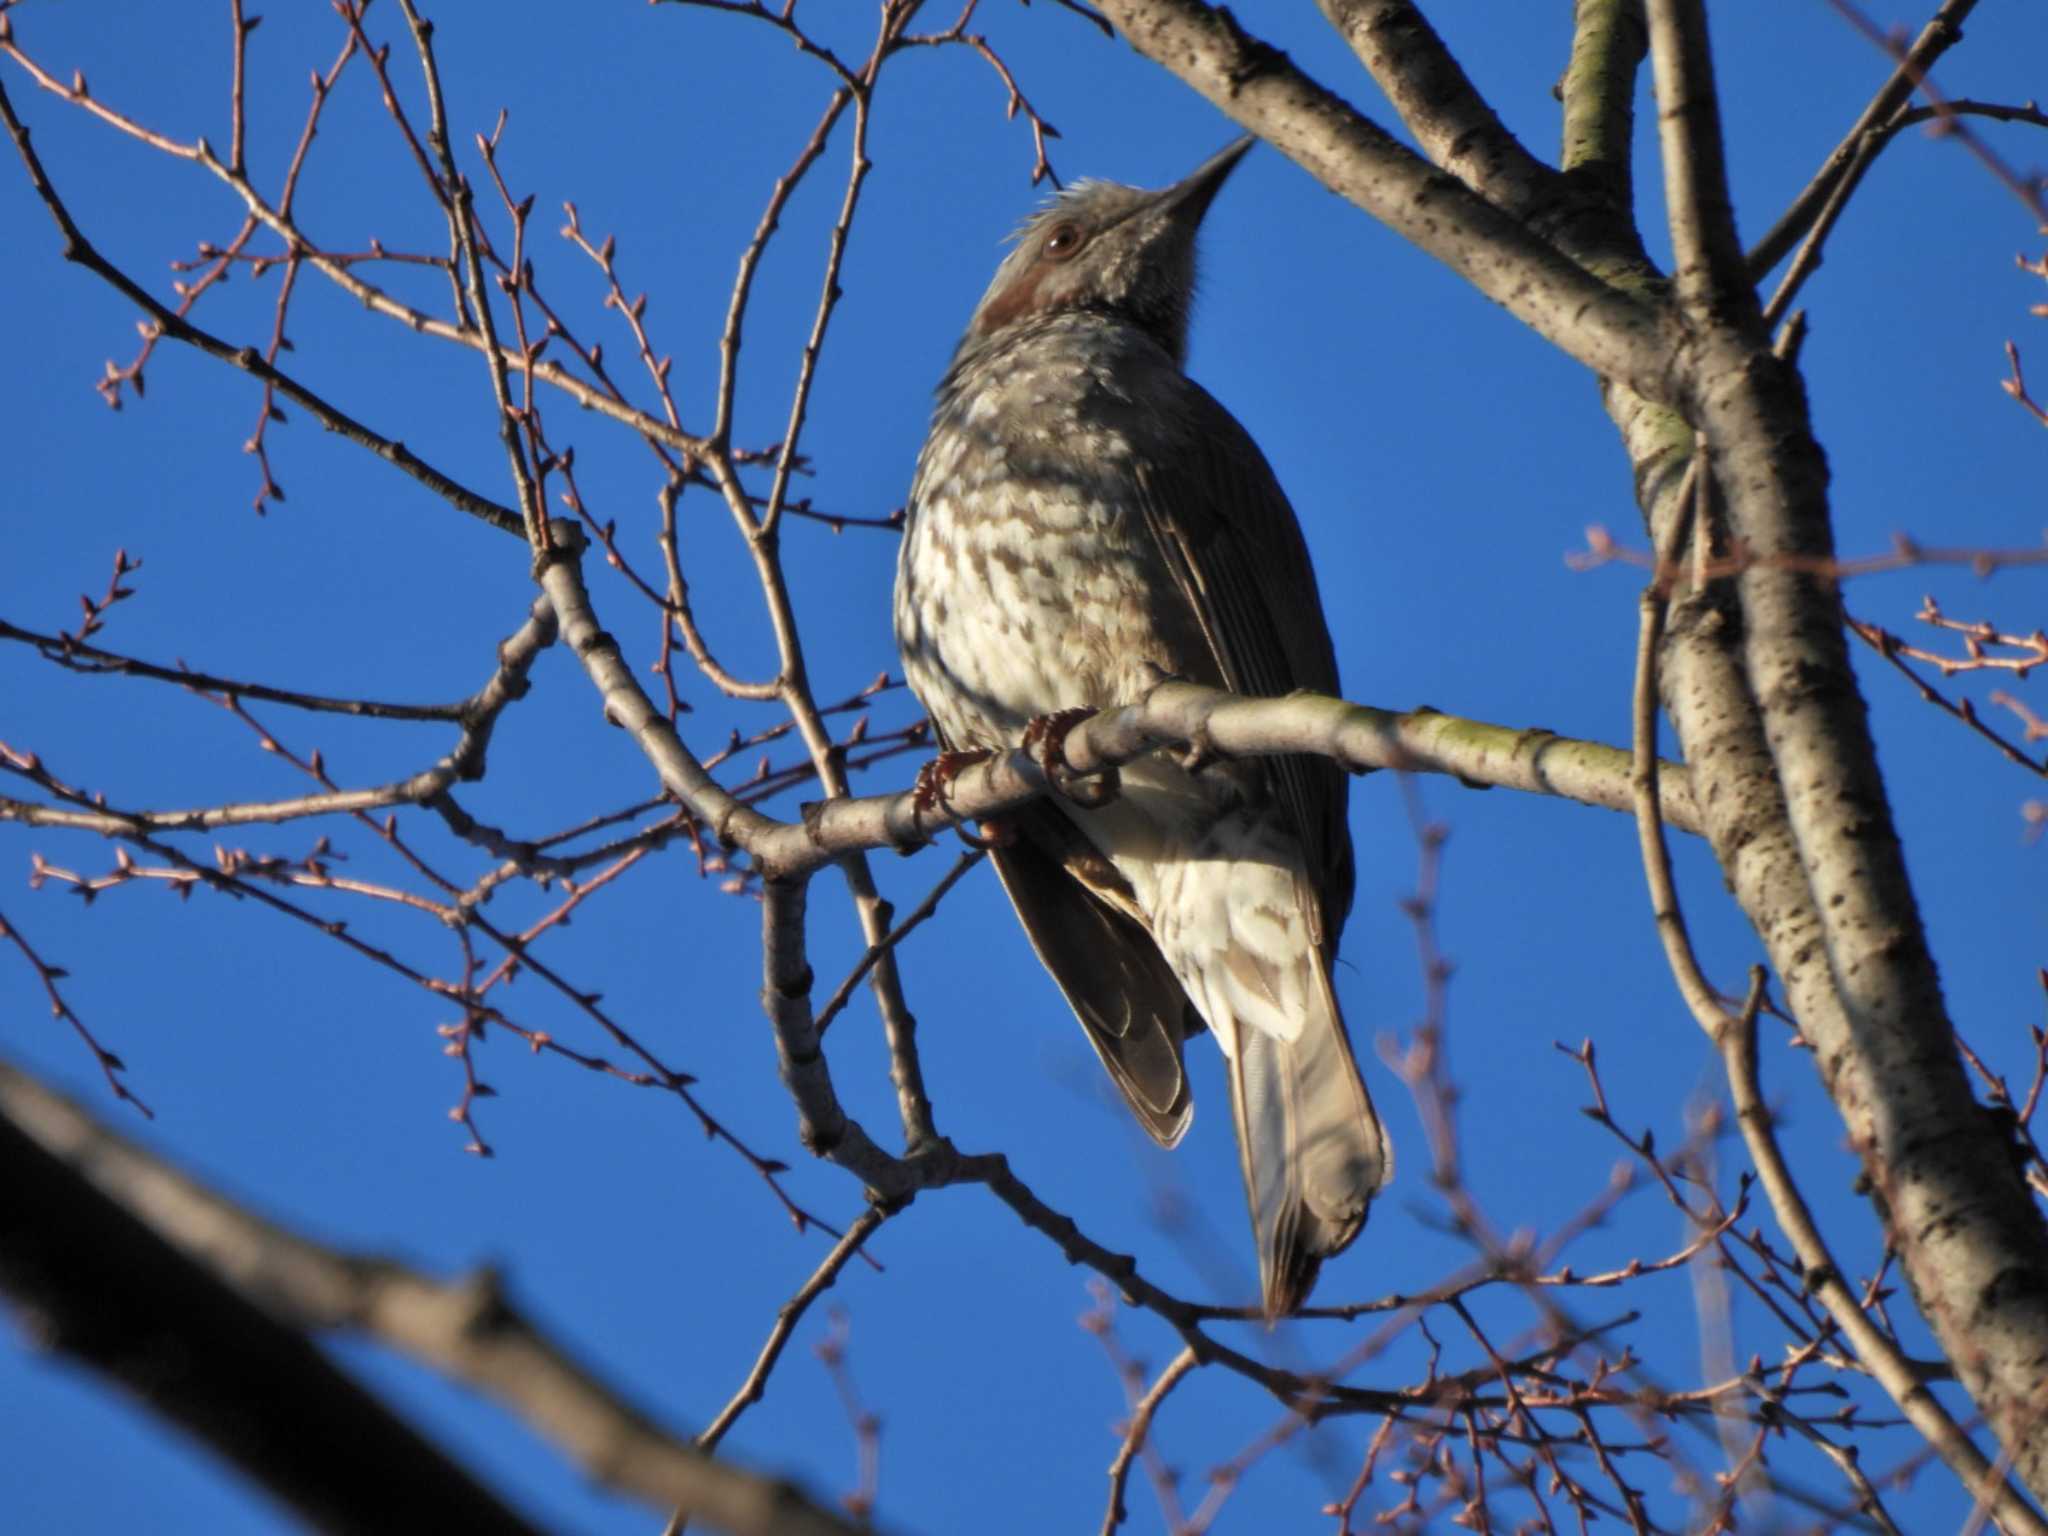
1152 844 1391 1318
1058 774 1390 1316
1223 964 1389 1317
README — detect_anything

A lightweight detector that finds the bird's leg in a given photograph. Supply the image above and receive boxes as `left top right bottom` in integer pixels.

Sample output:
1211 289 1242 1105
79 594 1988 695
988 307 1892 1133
1022 707 1121 809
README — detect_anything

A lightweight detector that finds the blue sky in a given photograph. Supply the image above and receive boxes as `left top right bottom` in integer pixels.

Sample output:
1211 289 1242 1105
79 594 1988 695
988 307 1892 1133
3 2 2046 1532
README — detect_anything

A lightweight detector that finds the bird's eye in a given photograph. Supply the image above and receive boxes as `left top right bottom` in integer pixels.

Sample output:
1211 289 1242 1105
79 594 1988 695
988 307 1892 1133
1044 223 1086 260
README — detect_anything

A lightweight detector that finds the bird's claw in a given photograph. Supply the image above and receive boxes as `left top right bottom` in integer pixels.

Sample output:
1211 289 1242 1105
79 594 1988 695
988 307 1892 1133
955 816 1017 850
912 749 994 823
1022 707 1121 808
1178 724 1219 775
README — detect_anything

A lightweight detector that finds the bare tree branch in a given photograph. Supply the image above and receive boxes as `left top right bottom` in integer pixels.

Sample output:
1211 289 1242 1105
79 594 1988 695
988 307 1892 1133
1 597 557 835
1561 0 1649 217
1317 0 1556 216
1719 985 2047 1536
1746 0 1980 277
1761 97 2048 328
0 1068 550 1536
0 69 526 539
0 620 466 720
531 520 1698 884
1091 0 1678 404
1649 0 2048 1498
1645 0 1749 319
1630 469 2045 1530
0 1061 884 1536
697 1210 893 1457
1099 1344 1197 1536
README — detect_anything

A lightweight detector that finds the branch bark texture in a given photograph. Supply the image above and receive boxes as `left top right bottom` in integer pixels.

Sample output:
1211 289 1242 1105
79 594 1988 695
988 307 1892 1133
1648 0 2048 1496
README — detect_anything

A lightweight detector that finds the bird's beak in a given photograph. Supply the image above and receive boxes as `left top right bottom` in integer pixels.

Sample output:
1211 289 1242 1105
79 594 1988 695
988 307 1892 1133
1153 135 1255 227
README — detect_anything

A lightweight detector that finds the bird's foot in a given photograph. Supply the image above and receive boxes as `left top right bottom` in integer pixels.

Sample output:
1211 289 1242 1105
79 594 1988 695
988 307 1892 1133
911 749 994 823
1177 723 1220 775
1022 707 1120 809
955 815 1017 850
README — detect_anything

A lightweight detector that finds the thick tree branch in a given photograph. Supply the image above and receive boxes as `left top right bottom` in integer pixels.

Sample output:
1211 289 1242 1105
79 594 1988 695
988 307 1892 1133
1561 0 1648 215
1648 0 2048 1499
1565 0 2048 1504
0 1061 882 1536
1593 110 1884 1513
1632 500 2045 1531
1311 1 1657 291
531 521 1696 883
1316 0 1556 214
0 1068 548 1536
783 679 1699 877
1645 0 1750 319
1090 0 1679 405
1565 23 1841 1295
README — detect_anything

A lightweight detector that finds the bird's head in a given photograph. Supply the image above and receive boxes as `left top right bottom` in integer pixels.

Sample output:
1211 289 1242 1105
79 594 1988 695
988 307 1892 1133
961 137 1253 367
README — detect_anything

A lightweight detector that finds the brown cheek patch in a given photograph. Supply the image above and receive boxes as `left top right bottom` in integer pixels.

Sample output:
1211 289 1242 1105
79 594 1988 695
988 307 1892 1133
973 260 1055 337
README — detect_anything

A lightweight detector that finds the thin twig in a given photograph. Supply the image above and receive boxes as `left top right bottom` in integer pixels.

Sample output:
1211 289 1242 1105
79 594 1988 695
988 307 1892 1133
0 904 149 1115
1099 1345 1197 1536
696 1209 892 1456
814 851 982 1035
1746 0 1980 276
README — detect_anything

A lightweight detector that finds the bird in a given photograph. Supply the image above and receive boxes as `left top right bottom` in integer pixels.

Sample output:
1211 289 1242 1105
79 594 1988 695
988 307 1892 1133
893 138 1391 1317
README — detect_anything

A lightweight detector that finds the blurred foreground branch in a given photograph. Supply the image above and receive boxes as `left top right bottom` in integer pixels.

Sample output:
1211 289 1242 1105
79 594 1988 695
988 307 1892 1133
0 1062 877 1536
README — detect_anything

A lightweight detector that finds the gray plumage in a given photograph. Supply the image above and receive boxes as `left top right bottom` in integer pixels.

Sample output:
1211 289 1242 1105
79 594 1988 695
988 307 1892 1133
894 139 1390 1316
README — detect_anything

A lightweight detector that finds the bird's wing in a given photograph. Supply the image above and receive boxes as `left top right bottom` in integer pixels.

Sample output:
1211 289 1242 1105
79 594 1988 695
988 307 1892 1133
1122 373 1356 949
987 801 1196 1146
